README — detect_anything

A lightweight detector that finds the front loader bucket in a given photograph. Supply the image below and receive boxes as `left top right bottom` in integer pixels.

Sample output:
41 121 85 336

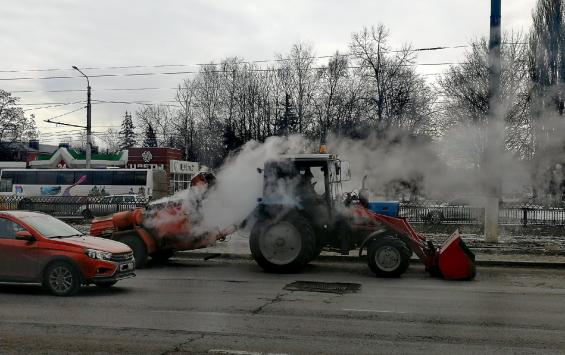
436 230 476 280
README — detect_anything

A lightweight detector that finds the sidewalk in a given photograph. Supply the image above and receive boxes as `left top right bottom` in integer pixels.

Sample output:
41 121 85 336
176 231 565 268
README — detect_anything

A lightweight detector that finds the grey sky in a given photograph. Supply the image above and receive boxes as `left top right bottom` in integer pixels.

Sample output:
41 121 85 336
0 0 537 146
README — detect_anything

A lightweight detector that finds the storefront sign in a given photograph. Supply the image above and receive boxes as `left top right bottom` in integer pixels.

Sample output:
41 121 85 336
141 150 153 163
127 163 165 170
170 160 199 174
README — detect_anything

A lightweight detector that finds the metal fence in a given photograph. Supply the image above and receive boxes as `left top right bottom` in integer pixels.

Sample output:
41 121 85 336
399 202 565 226
2 195 564 226
0 195 149 218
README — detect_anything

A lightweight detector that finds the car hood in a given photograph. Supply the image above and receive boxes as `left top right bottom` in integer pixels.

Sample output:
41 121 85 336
54 236 132 254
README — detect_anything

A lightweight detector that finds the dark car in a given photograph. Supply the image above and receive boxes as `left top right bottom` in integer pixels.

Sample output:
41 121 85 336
0 211 135 296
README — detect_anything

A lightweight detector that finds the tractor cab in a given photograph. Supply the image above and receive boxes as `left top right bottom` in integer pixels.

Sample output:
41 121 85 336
261 154 349 224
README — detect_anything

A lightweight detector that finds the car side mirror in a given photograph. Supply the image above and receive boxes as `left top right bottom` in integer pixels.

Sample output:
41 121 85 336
16 230 35 242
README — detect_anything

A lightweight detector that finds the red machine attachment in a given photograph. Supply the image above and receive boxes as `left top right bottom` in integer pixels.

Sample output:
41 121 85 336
359 207 476 280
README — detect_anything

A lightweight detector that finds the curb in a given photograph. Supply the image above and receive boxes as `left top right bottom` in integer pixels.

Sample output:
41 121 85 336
174 251 565 269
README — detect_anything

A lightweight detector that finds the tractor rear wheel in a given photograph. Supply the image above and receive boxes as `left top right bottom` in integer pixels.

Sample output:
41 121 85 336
250 212 315 273
117 234 148 268
368 236 411 278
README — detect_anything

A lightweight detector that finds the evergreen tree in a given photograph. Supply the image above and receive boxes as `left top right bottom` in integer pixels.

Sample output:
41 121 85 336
276 93 298 136
143 123 158 147
223 124 244 154
119 111 136 149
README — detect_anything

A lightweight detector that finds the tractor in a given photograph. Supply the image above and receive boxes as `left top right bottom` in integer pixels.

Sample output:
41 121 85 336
247 153 476 280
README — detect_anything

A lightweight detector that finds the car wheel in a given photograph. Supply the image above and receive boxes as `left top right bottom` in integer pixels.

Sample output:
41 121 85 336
93 281 117 288
82 208 93 219
118 234 148 268
44 261 81 296
367 236 411 278
250 212 315 273
151 250 174 263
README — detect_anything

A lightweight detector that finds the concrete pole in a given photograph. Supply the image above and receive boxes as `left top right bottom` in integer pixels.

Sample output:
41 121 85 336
86 84 92 169
72 66 92 169
484 0 502 243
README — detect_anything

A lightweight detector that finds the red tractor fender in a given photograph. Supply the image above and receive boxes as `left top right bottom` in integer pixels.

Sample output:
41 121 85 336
133 226 158 254
357 228 388 257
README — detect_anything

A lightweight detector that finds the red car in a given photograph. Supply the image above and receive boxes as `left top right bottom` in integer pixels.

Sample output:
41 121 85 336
0 211 135 296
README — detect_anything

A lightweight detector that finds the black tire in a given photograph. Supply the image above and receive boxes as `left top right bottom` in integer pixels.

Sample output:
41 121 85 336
93 281 117 288
117 234 148 268
250 212 315 273
43 261 81 296
367 236 411 278
151 250 174 263
309 244 324 262
82 208 93 220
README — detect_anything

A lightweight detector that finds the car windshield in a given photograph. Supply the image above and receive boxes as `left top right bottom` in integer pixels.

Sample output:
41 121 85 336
18 214 83 238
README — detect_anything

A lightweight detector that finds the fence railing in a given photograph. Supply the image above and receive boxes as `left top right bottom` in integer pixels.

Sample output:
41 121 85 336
0 195 149 218
2 195 565 226
399 202 565 226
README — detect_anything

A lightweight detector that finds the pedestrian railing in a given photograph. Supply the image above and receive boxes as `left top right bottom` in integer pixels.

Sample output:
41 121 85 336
399 201 565 226
0 195 149 218
2 195 564 225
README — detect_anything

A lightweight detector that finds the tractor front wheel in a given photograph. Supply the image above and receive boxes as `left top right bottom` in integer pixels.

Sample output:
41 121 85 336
250 212 315 273
367 236 411 278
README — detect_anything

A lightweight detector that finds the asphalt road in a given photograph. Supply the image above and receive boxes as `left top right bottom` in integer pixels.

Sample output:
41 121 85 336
1 258 565 354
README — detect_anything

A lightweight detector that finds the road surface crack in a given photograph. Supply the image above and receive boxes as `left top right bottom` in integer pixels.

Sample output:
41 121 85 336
161 333 205 355
251 291 288 315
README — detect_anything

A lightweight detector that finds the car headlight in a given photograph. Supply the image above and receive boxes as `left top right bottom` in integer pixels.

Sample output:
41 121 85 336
85 249 112 261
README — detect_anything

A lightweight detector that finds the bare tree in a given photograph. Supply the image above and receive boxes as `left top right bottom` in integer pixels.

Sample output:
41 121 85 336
135 105 176 147
349 25 432 136
0 90 37 145
99 128 122 153
314 52 349 138
276 43 319 134
176 78 198 160
437 35 530 167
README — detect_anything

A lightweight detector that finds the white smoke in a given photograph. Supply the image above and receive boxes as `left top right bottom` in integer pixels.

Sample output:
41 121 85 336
185 135 311 235
146 118 563 240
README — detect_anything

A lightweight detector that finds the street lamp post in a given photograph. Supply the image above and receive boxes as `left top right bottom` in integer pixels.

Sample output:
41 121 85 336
72 66 92 169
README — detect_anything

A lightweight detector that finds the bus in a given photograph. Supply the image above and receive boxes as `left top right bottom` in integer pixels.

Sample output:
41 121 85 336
0 169 165 198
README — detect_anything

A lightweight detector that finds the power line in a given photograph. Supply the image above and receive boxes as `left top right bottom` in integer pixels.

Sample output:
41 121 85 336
0 45 472 74
43 106 86 121
22 101 85 112
19 99 179 109
11 87 177 94
0 63 463 82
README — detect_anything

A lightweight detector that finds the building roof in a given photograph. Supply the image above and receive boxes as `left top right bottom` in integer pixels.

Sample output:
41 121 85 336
0 141 58 154
29 147 128 168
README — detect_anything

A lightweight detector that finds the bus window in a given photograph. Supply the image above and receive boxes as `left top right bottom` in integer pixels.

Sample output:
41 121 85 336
0 179 12 192
38 171 57 185
74 171 93 185
113 171 133 185
93 170 113 185
57 171 75 185
18 171 37 184
134 171 147 185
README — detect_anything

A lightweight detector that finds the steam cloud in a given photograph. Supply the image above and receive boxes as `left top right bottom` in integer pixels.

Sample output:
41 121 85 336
147 120 563 237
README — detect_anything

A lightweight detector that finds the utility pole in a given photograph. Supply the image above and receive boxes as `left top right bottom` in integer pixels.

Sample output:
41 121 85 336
72 66 92 169
484 0 502 243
